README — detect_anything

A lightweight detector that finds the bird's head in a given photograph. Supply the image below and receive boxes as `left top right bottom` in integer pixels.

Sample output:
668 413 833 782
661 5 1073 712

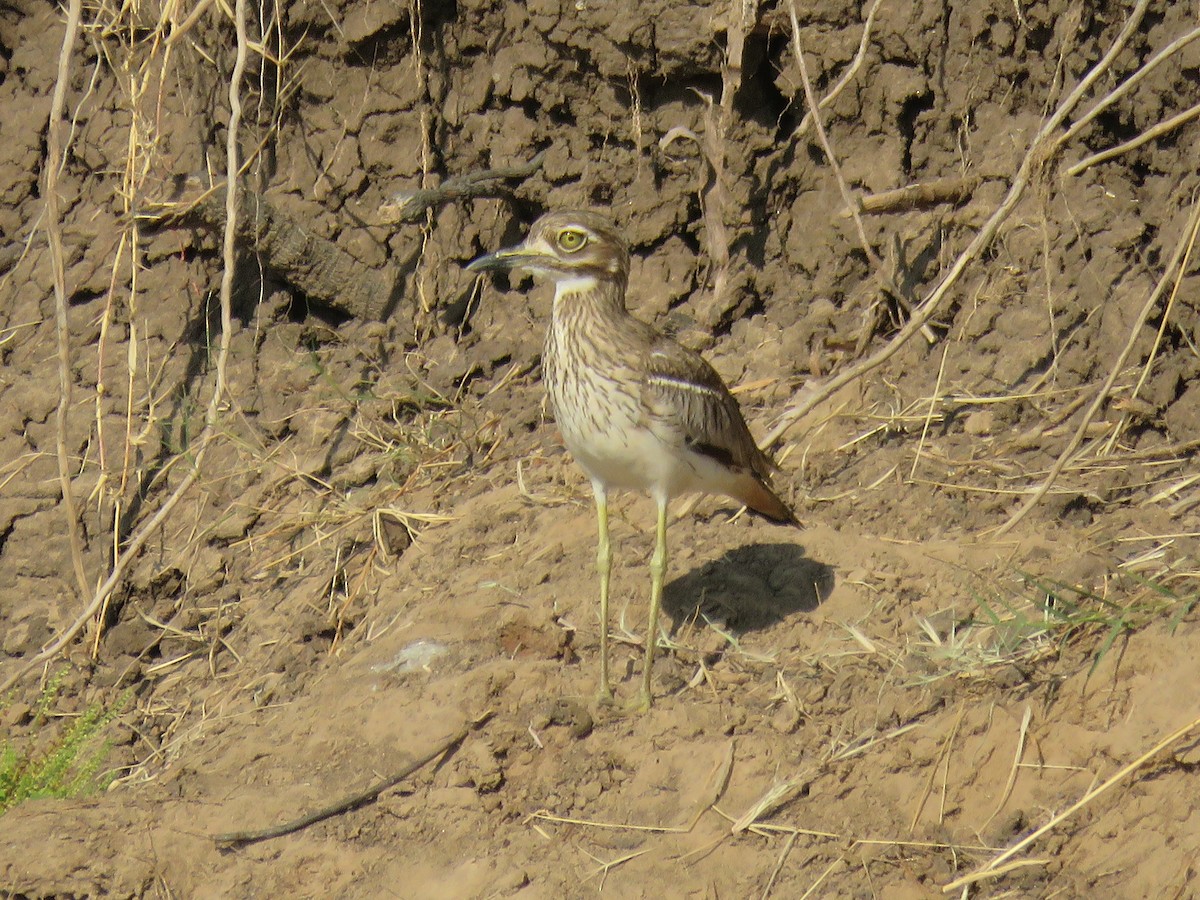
467 210 630 289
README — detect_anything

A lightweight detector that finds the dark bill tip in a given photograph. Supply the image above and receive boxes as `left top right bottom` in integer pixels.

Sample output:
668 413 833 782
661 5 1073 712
466 247 529 272
465 251 504 273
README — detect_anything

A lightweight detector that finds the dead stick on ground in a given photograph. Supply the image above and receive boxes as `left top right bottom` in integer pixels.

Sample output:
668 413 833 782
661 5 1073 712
851 176 980 215
763 0 1151 449
378 150 547 224
212 716 486 847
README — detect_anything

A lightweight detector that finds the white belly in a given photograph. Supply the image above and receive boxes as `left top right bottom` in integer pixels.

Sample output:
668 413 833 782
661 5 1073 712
557 403 731 501
565 421 676 492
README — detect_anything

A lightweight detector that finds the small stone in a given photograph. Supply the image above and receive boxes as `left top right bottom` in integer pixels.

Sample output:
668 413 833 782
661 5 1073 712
963 410 995 435
770 705 802 734
802 681 827 705
0 701 31 728
493 869 529 893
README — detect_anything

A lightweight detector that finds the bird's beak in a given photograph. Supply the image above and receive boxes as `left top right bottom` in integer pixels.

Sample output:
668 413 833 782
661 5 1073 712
466 245 541 273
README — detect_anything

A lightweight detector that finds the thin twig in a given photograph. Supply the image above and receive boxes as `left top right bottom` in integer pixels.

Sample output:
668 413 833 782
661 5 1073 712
1067 99 1200 176
786 0 936 345
789 0 884 140
908 703 964 833
165 0 217 46
980 705 1032 834
798 857 843 900
785 0 878 271
909 344 950 480
760 830 798 899
46 0 90 601
212 719 477 846
1057 23 1200 150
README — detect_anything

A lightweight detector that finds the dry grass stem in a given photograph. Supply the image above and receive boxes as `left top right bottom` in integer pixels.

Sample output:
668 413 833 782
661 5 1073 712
909 345 950 480
1067 99 1200 176
683 739 736 830
908 704 964 833
980 705 1032 834
580 847 652 888
798 857 843 900
46 0 90 601
1057 22 1200 150
730 769 817 833
0 0 248 696
793 0 884 139
526 810 689 834
785 0 874 264
830 721 923 762
760 830 797 900
783 0 939 347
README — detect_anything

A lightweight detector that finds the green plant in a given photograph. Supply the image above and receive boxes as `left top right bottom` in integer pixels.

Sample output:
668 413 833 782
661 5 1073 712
910 569 1197 684
0 673 126 814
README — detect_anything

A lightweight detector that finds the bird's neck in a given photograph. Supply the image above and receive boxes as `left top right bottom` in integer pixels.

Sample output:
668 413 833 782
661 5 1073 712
552 274 629 324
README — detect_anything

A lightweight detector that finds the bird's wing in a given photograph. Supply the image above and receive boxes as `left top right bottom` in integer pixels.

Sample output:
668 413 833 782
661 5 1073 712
639 333 775 480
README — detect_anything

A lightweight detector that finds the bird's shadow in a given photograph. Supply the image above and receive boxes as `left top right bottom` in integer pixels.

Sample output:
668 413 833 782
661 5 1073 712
663 542 834 634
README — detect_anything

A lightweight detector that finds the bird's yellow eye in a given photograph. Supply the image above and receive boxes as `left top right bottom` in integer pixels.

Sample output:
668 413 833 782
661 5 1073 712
557 229 587 252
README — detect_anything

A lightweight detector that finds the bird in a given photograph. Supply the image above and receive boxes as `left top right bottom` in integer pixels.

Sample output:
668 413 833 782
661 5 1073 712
468 210 797 711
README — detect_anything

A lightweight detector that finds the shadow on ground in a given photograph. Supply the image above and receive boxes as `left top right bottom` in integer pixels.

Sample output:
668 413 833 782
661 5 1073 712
663 542 835 632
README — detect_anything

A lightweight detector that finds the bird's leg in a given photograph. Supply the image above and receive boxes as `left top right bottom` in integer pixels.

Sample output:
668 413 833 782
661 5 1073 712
635 494 670 712
593 482 614 705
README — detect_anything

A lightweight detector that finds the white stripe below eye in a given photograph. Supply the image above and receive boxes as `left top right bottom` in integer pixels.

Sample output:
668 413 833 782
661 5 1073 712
554 276 601 296
647 373 723 398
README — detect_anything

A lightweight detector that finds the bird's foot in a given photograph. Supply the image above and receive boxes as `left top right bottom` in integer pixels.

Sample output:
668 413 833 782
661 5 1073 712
595 685 616 708
624 692 653 715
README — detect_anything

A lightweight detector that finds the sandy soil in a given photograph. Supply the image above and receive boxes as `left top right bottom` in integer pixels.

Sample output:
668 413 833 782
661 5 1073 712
1 0 1199 897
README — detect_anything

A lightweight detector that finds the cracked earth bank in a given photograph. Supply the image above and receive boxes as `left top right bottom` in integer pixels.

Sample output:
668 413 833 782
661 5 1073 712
2 0 1200 897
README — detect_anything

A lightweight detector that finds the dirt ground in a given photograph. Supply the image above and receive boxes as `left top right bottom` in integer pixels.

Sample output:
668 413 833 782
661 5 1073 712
2 0 1199 897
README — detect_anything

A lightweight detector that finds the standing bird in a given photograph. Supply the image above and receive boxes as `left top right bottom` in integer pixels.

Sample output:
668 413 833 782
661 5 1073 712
468 210 797 710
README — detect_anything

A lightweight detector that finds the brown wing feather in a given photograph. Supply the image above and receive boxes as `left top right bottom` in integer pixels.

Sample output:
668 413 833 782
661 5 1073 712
640 336 769 473
637 332 797 524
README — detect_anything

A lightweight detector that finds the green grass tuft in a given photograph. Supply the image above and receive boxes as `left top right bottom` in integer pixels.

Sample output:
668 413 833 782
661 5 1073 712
910 569 1198 684
0 672 127 814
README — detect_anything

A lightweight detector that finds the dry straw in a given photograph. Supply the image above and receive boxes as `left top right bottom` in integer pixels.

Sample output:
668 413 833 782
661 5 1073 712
0 0 247 696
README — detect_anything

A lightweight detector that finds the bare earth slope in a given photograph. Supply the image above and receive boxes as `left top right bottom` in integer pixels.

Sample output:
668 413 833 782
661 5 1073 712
1 0 1198 896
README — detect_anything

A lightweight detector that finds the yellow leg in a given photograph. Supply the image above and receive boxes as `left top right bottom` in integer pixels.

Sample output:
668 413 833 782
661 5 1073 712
593 483 614 704
635 494 669 712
